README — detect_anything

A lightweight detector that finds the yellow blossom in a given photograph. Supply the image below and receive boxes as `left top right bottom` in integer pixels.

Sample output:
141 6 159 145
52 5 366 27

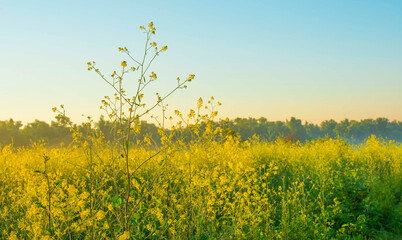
149 72 157 80
188 74 195 81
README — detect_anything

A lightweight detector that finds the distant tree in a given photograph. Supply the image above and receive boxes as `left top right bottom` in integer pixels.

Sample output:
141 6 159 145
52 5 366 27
334 119 350 138
374 117 389 138
305 121 322 140
255 117 269 139
267 121 290 141
95 115 116 142
320 119 337 139
23 120 53 143
287 117 307 142
0 119 26 147
388 120 402 141
233 118 259 140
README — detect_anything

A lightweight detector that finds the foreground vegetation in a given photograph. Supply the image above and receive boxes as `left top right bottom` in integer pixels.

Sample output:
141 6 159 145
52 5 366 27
0 135 400 239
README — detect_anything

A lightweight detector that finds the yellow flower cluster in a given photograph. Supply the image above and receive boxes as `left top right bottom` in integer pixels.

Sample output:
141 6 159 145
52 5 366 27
149 72 157 80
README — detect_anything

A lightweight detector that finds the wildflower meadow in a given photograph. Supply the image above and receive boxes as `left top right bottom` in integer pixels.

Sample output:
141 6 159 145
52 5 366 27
1 23 401 240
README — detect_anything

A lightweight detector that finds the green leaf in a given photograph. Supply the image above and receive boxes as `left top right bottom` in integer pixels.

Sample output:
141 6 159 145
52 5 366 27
139 203 147 211
55 179 64 186
46 228 55 235
125 140 130 149
111 195 123 207
34 170 42 173
35 202 45 209
133 213 140 220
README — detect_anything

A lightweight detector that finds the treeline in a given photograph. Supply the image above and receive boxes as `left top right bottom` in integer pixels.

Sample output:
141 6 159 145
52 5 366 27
227 117 402 143
0 116 401 148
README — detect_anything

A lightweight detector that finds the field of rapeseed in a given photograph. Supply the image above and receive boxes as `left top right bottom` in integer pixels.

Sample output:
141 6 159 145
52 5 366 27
1 22 400 240
1 135 400 239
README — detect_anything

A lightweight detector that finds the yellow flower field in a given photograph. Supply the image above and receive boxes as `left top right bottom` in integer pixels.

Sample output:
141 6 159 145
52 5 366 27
1 136 400 239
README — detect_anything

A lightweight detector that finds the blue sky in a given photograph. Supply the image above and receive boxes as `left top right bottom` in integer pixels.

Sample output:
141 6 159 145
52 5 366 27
1 0 401 124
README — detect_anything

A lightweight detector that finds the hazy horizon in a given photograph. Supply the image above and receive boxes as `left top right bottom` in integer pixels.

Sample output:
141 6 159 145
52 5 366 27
1 0 401 125
1 114 401 128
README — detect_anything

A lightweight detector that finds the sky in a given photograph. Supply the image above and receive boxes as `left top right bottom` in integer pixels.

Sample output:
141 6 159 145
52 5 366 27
1 0 401 125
